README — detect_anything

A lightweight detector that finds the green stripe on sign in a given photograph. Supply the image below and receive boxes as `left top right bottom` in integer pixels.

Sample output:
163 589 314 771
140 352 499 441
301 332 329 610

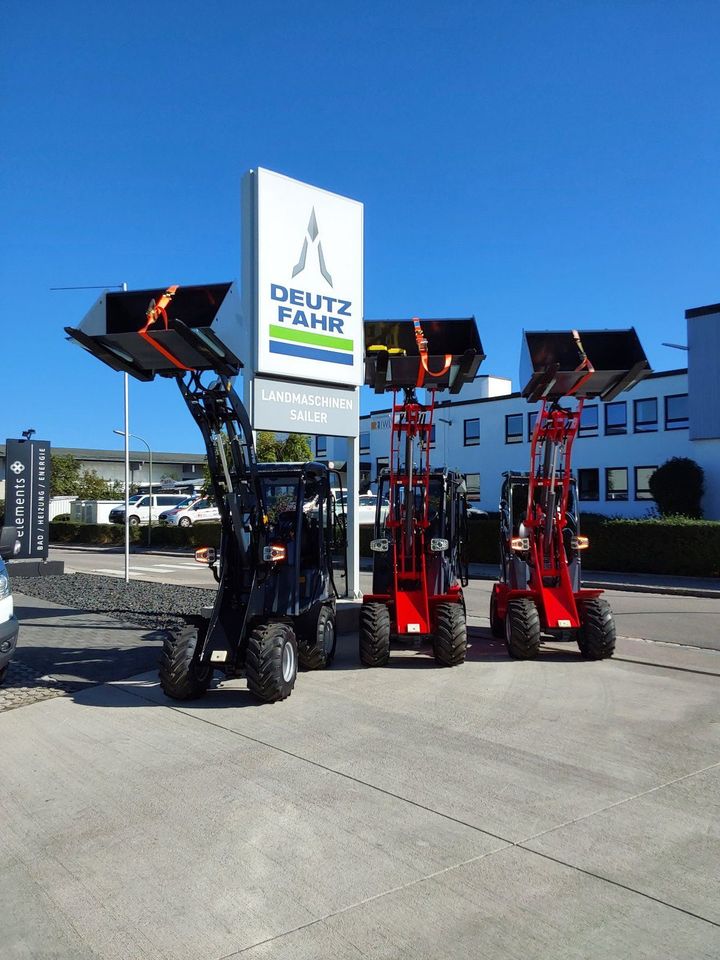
269 324 354 352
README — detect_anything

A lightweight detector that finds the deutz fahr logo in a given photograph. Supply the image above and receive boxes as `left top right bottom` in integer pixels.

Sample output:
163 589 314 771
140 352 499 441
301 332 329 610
267 207 354 368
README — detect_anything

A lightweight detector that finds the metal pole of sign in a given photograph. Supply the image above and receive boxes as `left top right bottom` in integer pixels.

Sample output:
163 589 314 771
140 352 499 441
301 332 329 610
122 282 130 583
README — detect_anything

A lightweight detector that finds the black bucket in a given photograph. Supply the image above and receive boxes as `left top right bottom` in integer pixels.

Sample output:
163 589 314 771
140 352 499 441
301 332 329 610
364 318 485 394
520 328 651 401
65 282 242 381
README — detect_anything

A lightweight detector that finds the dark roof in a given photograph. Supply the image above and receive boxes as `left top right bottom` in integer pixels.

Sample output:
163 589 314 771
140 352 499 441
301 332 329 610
0 444 205 463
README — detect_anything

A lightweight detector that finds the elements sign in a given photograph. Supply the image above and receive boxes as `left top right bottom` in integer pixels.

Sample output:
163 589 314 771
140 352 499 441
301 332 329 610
246 168 364 388
5 439 51 559
253 377 359 437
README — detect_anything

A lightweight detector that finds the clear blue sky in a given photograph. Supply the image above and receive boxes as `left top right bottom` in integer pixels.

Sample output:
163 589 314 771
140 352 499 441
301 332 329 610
2 0 718 455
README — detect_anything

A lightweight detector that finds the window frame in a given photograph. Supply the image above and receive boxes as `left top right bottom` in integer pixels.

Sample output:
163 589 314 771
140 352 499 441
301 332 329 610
634 397 658 434
634 465 657 501
359 431 370 452
605 466 629 501
578 404 599 438
505 413 523 444
465 473 480 497
577 467 600 502
527 411 538 441
664 393 689 431
604 401 627 437
463 418 480 446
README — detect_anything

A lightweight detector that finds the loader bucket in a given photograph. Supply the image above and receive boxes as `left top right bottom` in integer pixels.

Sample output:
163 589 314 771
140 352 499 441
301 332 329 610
520 328 651 402
364 318 485 394
65 282 243 381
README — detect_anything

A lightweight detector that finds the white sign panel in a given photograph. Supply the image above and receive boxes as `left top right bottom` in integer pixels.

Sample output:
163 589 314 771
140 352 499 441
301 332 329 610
253 376 359 437
251 168 363 388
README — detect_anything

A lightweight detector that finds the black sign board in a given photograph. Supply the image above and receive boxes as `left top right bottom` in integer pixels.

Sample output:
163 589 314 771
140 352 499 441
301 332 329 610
5 439 51 559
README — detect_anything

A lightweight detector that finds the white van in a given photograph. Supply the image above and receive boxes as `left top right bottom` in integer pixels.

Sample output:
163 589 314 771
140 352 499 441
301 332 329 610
108 494 189 526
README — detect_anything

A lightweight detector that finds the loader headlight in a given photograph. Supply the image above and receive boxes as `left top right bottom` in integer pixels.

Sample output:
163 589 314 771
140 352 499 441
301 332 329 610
570 535 589 550
263 544 287 563
0 572 10 599
430 538 449 552
194 547 217 565
370 538 389 553
510 537 530 552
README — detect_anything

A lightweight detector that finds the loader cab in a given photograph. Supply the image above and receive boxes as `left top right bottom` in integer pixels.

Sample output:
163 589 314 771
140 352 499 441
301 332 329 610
371 467 468 596
499 472 581 592
257 461 348 611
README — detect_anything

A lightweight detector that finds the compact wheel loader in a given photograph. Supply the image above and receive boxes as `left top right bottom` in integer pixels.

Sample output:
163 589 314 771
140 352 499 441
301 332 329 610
66 282 347 703
490 328 651 660
359 317 484 666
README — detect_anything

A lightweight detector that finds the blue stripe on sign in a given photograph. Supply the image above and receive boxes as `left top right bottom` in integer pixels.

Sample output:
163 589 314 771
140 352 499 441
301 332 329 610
269 339 354 366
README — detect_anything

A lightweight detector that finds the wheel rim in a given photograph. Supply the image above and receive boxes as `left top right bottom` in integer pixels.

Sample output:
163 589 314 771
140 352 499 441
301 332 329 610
504 606 512 645
282 638 296 682
322 619 335 656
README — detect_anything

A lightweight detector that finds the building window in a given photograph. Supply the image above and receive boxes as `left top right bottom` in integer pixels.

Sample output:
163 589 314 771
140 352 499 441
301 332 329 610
505 413 523 444
634 398 658 433
577 468 599 501
429 424 436 446
527 411 538 440
578 405 598 438
664 394 689 430
466 473 480 497
605 401 627 436
635 466 657 501
316 436 327 458
376 456 389 476
464 419 480 446
360 431 370 452
605 467 629 501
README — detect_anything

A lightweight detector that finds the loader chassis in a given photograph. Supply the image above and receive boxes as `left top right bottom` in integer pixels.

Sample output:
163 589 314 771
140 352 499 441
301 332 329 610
65 283 347 703
359 317 484 667
491 328 650 661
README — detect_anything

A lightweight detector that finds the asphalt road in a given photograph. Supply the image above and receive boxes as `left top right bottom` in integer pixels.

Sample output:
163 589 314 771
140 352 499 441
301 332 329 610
49 546 720 652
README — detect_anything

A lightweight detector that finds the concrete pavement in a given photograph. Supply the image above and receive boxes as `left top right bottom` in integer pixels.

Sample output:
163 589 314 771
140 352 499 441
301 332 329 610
1 595 719 958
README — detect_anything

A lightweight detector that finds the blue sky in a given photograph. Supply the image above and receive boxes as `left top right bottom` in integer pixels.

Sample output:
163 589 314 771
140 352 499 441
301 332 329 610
1 0 718 455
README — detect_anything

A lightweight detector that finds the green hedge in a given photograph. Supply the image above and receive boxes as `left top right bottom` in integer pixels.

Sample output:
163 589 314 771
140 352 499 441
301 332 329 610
52 516 720 578
362 514 720 578
50 522 221 548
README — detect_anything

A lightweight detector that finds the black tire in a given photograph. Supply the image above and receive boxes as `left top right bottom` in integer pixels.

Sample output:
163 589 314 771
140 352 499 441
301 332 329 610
578 598 616 660
178 517 192 528
159 624 213 700
128 515 140 526
434 602 467 666
0 664 8 685
246 621 297 703
359 602 391 667
505 598 541 660
298 604 336 670
489 588 505 639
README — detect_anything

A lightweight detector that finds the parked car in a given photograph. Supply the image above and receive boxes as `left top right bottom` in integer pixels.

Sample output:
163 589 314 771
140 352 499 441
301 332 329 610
108 494 189 526
159 498 220 527
358 493 389 525
0 527 20 685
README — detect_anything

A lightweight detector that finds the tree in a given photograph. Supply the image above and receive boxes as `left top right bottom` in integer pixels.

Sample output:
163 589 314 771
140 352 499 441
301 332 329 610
256 431 279 462
279 433 311 462
51 454 81 496
76 469 115 500
648 457 704 518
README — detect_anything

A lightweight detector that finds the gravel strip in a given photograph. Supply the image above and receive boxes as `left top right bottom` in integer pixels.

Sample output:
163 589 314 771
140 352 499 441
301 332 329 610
15 573 216 631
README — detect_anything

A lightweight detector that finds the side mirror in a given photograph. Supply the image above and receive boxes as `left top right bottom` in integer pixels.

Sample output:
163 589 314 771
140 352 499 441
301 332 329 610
0 526 20 561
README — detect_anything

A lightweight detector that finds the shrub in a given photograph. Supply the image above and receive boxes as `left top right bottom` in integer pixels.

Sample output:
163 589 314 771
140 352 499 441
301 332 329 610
649 457 704 518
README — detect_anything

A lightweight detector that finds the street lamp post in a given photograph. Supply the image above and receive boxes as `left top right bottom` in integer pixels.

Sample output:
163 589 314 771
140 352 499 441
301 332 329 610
114 430 153 547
